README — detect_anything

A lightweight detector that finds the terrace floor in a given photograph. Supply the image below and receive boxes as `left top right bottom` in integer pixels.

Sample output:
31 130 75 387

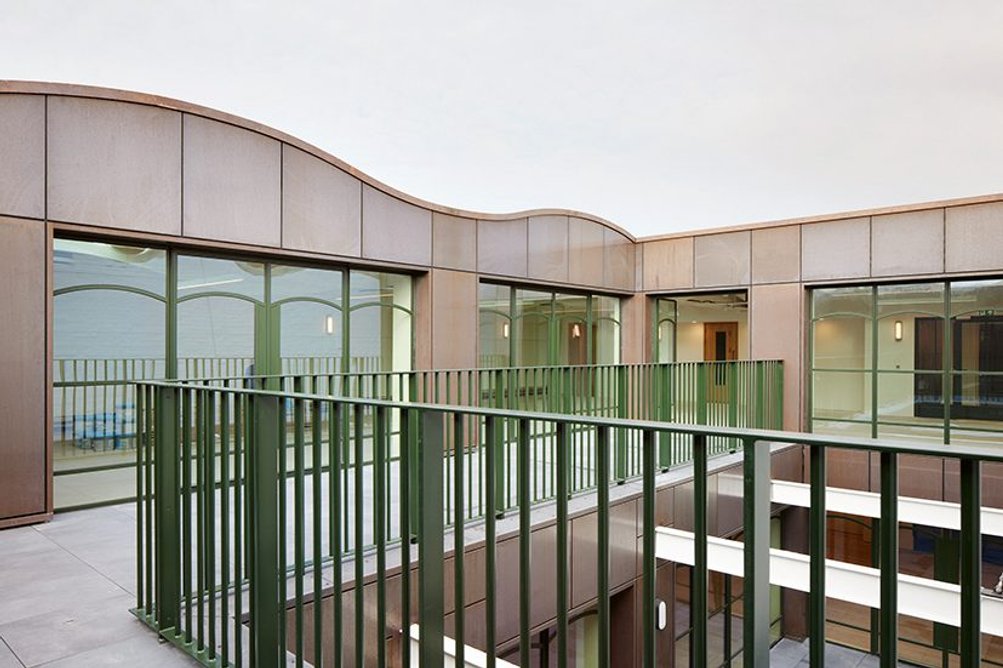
0 503 893 668
0 505 196 667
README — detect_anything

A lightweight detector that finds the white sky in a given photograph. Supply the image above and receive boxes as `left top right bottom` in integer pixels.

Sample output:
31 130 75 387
3 1 1003 237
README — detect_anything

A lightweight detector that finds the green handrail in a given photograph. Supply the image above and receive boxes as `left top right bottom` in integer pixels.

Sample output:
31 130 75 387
133 378 991 668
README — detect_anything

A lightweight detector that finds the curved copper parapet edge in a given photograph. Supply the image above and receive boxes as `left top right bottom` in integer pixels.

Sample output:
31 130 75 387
0 79 637 241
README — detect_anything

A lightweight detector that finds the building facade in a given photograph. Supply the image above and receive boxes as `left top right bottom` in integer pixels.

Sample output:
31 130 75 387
2 80 1003 526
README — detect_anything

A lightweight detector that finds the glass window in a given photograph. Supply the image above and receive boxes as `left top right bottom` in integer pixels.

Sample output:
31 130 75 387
593 295 621 365
53 239 166 509
53 240 415 509
176 256 264 379
478 283 511 368
651 292 747 363
348 270 412 373
478 282 621 367
810 280 1003 444
177 255 264 301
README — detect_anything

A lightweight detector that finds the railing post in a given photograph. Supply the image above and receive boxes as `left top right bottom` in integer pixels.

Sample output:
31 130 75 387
879 451 898 667
419 410 445 668
250 392 282 668
773 361 784 429
615 366 628 482
691 433 708 668
658 364 671 470
408 373 421 542
642 429 656 668
755 362 766 429
154 384 180 634
960 457 981 667
742 437 771 667
696 365 707 425
808 444 826 666
493 370 507 516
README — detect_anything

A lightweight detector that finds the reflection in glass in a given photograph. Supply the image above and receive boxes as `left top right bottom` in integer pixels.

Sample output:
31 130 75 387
272 264 343 375
177 255 264 300
177 297 256 378
349 270 412 373
812 371 871 423
515 288 553 367
479 283 621 368
811 279 1003 446
478 283 511 368
53 239 166 509
813 316 870 370
654 292 748 363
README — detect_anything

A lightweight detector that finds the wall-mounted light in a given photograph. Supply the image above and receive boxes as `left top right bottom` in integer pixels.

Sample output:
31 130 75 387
324 315 335 335
655 598 668 631
894 320 903 341
571 323 582 338
502 322 510 339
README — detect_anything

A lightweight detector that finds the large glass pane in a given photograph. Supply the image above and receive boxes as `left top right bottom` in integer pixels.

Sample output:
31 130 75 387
593 295 621 365
52 239 166 509
479 283 511 368
348 270 412 373
272 264 343 375
655 298 677 363
177 296 256 378
271 264 342 303
554 292 588 365
673 292 748 363
949 280 1003 434
813 285 872 320
177 255 264 301
515 288 552 366
876 283 944 372
813 315 871 371
812 370 871 423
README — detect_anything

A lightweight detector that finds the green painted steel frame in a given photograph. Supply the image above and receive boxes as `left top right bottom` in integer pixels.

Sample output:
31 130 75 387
133 366 999 668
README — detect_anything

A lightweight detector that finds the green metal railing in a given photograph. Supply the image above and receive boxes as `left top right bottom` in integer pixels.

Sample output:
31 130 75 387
133 379 996 667
191 360 783 522
53 360 782 508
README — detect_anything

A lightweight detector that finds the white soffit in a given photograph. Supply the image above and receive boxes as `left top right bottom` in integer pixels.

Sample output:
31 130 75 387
770 480 1003 537
656 527 1003 636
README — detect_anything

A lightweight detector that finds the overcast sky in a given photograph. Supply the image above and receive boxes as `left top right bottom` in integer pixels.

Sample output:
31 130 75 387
3 1 1003 237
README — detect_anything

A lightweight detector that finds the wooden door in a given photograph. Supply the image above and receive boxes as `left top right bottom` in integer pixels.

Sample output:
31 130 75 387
704 322 738 401
703 322 738 362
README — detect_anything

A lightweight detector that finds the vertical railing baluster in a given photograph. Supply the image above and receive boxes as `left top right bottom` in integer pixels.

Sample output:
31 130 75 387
311 399 324 668
182 388 193 644
744 438 770 666
484 415 498 668
519 416 532 668
154 384 180 634
375 405 388 667
331 402 344 668
354 403 365 667
960 457 981 667
419 409 445 667
642 429 656 668
250 392 281 667
234 391 244 668
879 451 898 667
453 412 465 667
293 381 306 667
556 421 569 668
596 425 610 668
809 443 826 667
135 385 145 614
220 387 231 666
206 390 217 662
400 408 412 668
691 433 707 668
